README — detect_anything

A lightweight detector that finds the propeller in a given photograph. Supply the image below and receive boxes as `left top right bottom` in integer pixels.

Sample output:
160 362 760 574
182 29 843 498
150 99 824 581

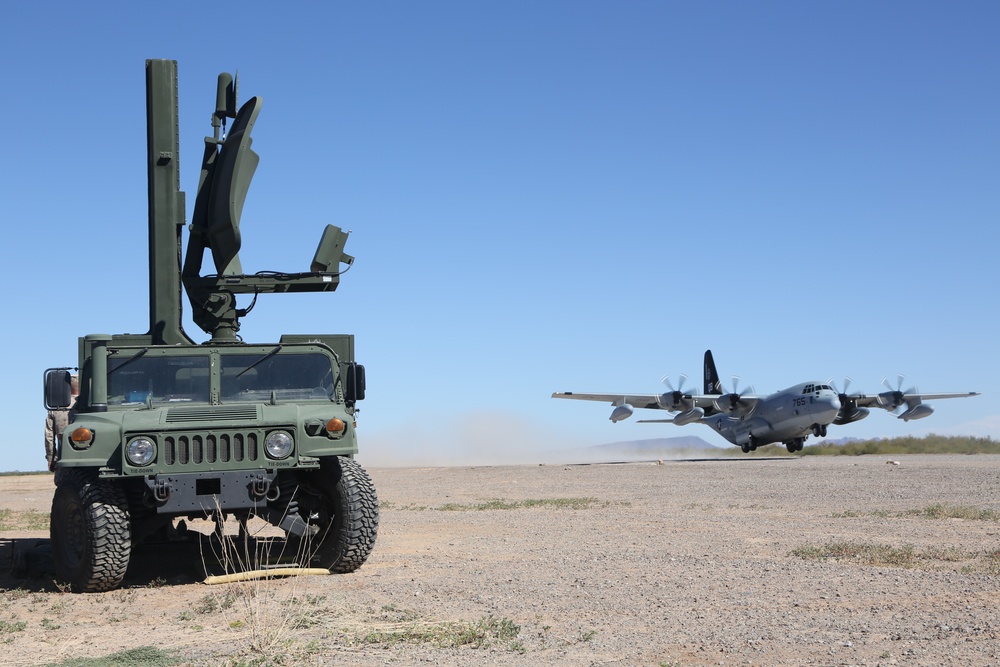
830 376 867 425
716 375 754 413
657 373 692 411
829 376 854 406
880 374 916 411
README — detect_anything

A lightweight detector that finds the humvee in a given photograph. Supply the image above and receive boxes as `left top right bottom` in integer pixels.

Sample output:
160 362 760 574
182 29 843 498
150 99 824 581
42 60 377 592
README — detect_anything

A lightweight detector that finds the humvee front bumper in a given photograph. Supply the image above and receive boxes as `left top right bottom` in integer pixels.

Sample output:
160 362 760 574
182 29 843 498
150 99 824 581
143 469 277 514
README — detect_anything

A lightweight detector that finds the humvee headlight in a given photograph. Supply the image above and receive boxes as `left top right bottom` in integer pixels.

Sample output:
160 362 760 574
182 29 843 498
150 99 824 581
126 437 156 466
265 431 294 459
326 418 346 434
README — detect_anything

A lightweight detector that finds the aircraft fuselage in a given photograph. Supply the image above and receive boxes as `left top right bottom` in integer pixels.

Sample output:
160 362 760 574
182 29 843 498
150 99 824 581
706 382 841 450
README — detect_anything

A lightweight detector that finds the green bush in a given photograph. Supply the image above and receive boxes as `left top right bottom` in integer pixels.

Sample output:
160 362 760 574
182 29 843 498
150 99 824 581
801 435 999 456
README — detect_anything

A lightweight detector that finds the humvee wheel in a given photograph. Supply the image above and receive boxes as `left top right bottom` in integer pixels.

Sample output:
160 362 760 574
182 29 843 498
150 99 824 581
299 456 378 573
50 470 131 592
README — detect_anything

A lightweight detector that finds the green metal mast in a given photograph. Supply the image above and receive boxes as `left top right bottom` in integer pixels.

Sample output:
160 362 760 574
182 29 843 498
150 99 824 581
145 59 194 345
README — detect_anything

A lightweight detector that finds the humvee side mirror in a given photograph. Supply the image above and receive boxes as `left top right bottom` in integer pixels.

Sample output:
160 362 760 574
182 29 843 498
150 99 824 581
344 362 366 405
44 368 73 410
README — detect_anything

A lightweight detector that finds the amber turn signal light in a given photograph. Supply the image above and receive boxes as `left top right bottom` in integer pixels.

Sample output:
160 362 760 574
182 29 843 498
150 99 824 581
70 428 93 446
326 418 346 433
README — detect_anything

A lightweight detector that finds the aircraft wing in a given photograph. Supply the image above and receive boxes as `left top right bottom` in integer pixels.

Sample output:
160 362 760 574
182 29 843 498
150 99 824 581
551 392 663 409
551 391 762 424
551 391 763 411
842 390 980 422
851 391 980 410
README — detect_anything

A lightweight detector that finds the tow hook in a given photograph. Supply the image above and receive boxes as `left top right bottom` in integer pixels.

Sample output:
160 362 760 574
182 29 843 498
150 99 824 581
248 473 271 500
152 478 171 504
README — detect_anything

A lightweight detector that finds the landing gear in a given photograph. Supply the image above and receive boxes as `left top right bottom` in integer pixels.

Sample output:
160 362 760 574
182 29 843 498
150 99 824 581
811 424 828 437
784 438 806 453
740 436 759 454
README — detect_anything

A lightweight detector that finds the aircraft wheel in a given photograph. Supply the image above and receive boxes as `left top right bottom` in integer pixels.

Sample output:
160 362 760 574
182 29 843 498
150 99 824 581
50 469 131 593
819 425 828 437
741 444 751 453
786 443 797 454
297 456 379 573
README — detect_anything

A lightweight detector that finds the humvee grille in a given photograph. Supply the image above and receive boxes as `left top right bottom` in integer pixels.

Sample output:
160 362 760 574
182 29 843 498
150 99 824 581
166 406 259 422
163 432 260 465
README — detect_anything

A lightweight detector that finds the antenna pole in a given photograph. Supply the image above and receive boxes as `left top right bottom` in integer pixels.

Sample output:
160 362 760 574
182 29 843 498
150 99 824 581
145 59 194 345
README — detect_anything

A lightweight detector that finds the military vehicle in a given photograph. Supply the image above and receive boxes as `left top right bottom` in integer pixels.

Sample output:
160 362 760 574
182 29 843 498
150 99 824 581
42 60 378 592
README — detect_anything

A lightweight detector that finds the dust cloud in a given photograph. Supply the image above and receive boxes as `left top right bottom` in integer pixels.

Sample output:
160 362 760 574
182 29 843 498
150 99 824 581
356 410 720 468
357 410 579 468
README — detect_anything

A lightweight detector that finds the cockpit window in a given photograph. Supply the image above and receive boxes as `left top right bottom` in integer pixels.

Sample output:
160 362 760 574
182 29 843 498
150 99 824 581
803 384 814 394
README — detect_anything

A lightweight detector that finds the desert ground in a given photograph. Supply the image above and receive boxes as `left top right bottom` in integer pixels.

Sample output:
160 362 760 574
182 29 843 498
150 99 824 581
1 454 999 666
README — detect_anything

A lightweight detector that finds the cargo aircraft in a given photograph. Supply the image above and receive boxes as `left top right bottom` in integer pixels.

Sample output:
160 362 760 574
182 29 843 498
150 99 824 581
552 350 980 453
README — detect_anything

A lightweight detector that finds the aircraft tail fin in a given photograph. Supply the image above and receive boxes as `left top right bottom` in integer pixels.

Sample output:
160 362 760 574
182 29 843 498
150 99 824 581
704 350 722 395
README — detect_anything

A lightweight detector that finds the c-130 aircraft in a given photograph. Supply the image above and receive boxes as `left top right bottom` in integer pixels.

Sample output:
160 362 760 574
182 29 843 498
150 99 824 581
552 350 980 453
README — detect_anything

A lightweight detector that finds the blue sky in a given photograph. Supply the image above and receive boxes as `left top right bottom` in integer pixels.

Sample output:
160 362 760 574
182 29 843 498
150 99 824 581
1 2 997 471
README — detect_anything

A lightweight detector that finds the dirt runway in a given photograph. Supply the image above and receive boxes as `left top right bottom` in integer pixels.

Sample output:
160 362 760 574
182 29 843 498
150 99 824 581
1 454 999 666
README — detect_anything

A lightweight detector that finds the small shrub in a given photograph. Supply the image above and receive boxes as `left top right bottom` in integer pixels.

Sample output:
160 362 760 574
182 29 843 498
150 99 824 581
982 550 1000 576
907 504 998 521
790 541 983 570
360 615 521 650
436 498 604 511
42 645 182 667
3 589 29 602
0 620 27 635
0 508 50 531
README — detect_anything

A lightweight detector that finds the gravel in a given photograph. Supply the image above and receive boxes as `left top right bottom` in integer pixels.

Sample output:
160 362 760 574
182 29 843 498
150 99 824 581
1 453 999 666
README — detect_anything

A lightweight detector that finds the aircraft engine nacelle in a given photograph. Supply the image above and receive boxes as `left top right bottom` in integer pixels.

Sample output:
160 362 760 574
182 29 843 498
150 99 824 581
712 395 731 413
833 407 870 425
672 407 705 426
877 391 905 411
898 404 934 421
610 404 634 423
657 393 682 411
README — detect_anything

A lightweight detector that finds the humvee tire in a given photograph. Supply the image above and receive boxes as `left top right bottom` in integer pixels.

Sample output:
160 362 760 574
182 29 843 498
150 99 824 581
300 456 378 573
51 470 132 592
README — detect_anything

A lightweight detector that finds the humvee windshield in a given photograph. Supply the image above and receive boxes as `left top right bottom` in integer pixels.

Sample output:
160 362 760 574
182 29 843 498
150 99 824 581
221 351 334 402
107 351 334 406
